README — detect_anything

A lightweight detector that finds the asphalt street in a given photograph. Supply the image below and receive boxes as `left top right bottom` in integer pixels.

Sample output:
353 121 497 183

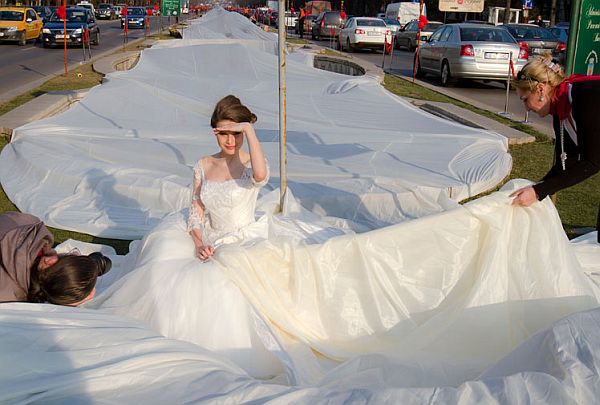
0 13 196 103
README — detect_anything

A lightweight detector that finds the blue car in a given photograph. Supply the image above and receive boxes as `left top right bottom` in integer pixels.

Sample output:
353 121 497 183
42 7 99 47
121 7 146 29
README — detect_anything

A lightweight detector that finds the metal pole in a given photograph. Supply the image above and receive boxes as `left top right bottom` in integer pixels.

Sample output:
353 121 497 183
63 0 67 75
498 51 513 117
278 0 287 212
565 0 581 76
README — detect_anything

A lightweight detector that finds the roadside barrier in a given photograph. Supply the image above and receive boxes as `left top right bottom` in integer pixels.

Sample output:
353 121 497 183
81 25 91 61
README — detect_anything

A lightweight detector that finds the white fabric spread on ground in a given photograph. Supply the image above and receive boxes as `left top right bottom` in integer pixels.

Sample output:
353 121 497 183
1 181 600 403
0 8 511 239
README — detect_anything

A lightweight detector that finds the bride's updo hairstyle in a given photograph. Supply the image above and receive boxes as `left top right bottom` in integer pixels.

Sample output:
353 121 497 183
28 253 112 305
210 95 257 128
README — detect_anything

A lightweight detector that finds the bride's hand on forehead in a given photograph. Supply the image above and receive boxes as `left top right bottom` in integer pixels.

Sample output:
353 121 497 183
214 122 251 135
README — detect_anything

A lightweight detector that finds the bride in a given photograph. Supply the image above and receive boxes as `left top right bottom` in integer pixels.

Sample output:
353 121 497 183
92 95 351 380
91 95 600 386
91 95 288 379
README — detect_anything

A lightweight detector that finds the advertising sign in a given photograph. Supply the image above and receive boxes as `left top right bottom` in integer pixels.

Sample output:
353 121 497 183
438 0 484 13
162 0 180 16
570 0 600 75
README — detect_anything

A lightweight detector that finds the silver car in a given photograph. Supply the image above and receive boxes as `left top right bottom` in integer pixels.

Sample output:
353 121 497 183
395 19 442 51
416 23 528 86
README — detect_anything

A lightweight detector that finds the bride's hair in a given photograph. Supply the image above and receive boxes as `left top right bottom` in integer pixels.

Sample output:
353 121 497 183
211 95 257 128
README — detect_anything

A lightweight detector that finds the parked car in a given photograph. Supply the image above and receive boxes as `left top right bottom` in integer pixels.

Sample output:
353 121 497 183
32 5 52 23
311 10 345 40
382 17 401 34
0 6 43 46
113 5 123 17
500 24 565 60
549 24 569 43
395 19 442 51
96 3 116 20
121 6 147 29
415 23 528 86
338 17 392 53
42 7 99 47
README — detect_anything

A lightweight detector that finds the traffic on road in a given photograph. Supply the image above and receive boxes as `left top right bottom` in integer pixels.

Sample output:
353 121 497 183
0 5 195 102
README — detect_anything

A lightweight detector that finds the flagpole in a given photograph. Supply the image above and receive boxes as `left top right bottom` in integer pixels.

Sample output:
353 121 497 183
278 0 287 212
63 0 67 75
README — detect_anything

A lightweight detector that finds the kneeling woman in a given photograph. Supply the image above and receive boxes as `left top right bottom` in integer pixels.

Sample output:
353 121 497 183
0 212 112 306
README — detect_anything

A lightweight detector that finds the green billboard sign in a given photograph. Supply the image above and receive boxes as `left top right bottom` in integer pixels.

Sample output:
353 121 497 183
567 0 600 75
162 0 180 16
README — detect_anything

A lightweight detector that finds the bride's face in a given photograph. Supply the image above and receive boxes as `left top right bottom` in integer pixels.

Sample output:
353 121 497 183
215 119 244 156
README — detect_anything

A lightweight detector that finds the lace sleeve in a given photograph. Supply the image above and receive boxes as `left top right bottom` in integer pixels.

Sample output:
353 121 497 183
244 159 270 188
187 159 205 232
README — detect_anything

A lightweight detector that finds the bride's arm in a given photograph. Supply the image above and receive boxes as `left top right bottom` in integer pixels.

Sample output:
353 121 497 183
242 123 268 183
188 164 215 260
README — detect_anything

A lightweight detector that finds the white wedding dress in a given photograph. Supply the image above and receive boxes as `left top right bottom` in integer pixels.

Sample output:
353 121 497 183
90 159 350 379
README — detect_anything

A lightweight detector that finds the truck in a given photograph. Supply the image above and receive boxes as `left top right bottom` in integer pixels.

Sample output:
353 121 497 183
305 1 331 16
385 2 425 28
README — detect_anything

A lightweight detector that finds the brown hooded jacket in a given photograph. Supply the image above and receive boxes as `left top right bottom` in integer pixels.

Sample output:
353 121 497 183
0 212 53 302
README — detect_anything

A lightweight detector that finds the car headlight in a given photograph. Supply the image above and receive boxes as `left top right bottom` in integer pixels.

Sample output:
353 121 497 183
42 28 51 34
7 27 17 32
73 28 82 34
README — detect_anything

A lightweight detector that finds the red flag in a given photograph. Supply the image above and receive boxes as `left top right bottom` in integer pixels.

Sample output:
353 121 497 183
122 6 127 16
418 15 428 30
57 5 66 19
340 10 346 20
83 26 89 43
509 59 515 78
147 8 153 16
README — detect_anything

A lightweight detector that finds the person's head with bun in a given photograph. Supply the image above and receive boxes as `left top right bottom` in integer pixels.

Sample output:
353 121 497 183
512 53 565 117
28 252 112 306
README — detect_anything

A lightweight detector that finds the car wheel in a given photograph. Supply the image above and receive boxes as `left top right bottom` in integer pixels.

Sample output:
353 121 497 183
36 31 42 44
346 38 353 53
18 31 26 46
408 40 415 52
440 61 454 87
311 30 315 40
93 32 100 45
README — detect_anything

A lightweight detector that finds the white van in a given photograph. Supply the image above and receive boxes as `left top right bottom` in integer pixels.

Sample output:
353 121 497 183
385 2 424 28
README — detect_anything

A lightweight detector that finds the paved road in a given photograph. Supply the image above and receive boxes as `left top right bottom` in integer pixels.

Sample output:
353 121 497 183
0 14 197 103
306 36 554 137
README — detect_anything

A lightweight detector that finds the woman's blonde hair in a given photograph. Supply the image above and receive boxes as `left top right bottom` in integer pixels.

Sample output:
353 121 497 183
512 53 566 91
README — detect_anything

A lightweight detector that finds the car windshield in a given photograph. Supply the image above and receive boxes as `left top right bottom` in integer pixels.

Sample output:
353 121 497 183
98 4 111 9
507 26 556 40
356 18 386 27
128 7 145 16
49 9 87 22
460 27 516 43
0 10 23 21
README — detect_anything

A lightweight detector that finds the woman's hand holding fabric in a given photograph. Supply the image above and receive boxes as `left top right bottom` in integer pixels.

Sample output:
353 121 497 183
510 186 538 206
